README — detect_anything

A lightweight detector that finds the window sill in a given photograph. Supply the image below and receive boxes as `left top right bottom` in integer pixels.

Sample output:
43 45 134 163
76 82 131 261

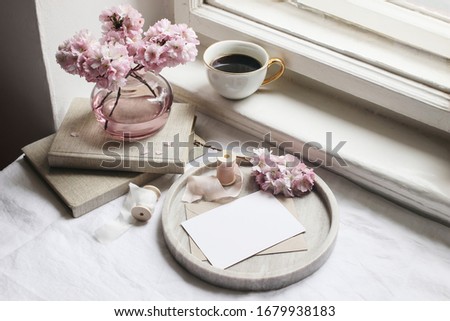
175 0 450 134
161 57 450 226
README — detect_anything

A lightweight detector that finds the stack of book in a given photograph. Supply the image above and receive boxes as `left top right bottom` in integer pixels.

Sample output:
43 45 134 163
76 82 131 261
22 98 202 217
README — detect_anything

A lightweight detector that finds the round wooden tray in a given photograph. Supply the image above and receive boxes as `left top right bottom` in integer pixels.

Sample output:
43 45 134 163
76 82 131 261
162 164 339 291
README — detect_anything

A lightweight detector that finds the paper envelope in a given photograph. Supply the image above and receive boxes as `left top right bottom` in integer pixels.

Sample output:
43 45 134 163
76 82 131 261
184 197 308 261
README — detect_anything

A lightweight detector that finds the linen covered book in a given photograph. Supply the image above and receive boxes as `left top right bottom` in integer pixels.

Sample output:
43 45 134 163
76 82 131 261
47 98 196 174
22 135 161 218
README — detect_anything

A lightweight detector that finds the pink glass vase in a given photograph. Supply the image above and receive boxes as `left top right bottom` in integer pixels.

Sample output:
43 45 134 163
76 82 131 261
90 72 173 140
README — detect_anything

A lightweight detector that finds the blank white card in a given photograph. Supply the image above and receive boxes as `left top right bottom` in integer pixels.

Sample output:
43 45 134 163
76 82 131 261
181 191 306 269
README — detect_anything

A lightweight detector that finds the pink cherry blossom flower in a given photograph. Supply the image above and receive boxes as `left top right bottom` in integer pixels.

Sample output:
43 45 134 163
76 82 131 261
99 4 144 46
82 42 133 90
146 18 172 36
173 23 199 44
250 148 315 196
56 29 97 76
56 6 199 91
135 18 200 74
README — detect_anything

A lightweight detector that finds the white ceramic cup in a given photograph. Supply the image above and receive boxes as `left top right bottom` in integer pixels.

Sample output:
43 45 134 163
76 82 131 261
203 40 285 100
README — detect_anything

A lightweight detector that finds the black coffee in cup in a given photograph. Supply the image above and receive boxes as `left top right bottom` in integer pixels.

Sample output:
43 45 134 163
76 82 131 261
211 54 262 73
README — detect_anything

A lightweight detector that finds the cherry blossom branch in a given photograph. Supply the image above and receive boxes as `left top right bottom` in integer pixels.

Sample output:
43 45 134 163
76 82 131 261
104 87 122 129
108 87 121 117
95 90 113 109
129 71 157 97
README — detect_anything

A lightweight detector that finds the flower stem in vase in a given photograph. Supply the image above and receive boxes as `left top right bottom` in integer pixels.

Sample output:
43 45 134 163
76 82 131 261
104 87 121 130
130 72 157 98
96 90 112 109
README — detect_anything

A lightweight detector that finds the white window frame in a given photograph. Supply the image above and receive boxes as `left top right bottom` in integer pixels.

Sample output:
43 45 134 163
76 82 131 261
175 0 450 134
389 0 450 24
292 0 450 58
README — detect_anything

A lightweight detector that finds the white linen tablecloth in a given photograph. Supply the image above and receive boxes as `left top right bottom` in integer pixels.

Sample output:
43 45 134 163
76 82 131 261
1 114 449 300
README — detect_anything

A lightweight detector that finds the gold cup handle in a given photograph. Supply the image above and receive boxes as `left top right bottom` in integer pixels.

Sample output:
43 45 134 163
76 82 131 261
262 58 285 86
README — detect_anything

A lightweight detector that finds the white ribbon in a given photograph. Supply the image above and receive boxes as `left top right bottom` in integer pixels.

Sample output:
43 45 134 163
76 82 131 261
95 183 159 243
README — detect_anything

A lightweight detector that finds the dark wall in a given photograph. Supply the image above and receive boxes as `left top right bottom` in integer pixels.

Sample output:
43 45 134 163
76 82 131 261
0 0 54 169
